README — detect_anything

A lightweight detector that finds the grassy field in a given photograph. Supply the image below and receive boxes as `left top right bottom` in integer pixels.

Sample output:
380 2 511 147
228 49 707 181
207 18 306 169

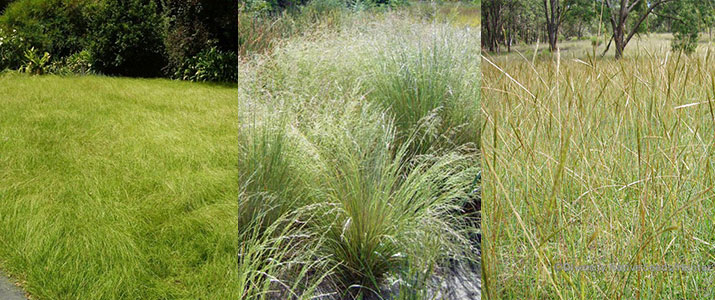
498 33 715 60
0 74 237 299
239 4 480 299
482 36 715 298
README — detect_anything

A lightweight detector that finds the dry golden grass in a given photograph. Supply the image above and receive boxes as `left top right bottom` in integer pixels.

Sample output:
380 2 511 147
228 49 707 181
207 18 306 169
481 38 715 299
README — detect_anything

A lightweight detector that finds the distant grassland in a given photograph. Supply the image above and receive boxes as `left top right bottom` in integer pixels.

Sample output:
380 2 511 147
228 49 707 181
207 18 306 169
416 1 480 28
482 37 715 298
238 0 479 58
0 74 237 299
496 33 715 60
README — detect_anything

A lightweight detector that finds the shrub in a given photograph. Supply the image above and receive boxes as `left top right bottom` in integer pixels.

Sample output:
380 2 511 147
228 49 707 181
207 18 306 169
0 0 93 62
162 0 209 74
672 31 699 55
162 0 237 75
0 27 25 70
49 49 92 75
672 18 699 55
18 46 50 74
87 0 165 77
174 46 237 83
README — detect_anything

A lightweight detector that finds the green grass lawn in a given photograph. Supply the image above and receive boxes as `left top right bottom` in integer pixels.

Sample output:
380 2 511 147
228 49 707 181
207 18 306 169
0 73 237 299
482 36 715 298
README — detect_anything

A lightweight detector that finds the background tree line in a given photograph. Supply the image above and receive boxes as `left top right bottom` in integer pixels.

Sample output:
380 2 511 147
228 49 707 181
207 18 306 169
482 0 715 58
0 0 238 82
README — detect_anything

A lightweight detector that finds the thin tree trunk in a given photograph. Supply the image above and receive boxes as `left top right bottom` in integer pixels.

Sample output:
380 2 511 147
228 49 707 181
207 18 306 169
614 26 625 59
604 0 674 59
548 29 558 52
601 34 614 57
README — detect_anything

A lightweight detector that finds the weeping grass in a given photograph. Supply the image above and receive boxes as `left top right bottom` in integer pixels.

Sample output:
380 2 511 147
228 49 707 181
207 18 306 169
239 9 480 299
481 42 715 298
0 73 237 299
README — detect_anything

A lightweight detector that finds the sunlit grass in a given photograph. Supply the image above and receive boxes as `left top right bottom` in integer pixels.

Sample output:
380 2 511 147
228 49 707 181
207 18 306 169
495 32 715 60
0 73 237 299
481 38 715 298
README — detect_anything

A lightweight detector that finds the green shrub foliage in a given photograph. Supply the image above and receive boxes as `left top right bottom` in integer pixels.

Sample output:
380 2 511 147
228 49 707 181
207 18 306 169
18 46 50 74
162 0 237 75
174 46 237 83
0 0 15 13
0 0 241 81
0 27 25 69
87 0 166 77
670 1 701 54
49 49 92 75
0 0 93 66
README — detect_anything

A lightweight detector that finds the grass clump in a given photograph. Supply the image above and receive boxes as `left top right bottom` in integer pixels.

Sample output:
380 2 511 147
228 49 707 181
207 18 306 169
304 104 478 293
239 7 480 299
369 24 479 154
481 38 715 299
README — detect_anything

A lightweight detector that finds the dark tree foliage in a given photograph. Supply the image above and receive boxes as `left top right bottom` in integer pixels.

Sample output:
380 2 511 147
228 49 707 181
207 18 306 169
161 1 195 70
162 0 237 78
174 0 238 52
562 0 596 39
87 0 166 77
482 0 713 58
163 0 211 71
481 0 508 53
0 0 237 80
657 0 714 54
271 0 310 9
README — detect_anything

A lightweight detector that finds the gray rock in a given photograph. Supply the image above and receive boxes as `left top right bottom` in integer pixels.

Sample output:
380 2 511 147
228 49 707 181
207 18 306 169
0 271 26 300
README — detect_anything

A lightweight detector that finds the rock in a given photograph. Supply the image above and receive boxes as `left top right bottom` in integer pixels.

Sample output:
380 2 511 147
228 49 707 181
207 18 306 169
0 271 26 300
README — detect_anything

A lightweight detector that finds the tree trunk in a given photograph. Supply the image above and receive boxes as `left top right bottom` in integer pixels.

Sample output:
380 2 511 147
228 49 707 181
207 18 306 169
614 25 625 59
543 0 562 52
506 29 514 53
604 0 673 59
482 0 503 53
548 27 558 52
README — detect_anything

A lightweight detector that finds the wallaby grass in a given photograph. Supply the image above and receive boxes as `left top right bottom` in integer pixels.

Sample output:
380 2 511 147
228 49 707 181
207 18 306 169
0 74 238 299
239 6 480 299
481 38 715 298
